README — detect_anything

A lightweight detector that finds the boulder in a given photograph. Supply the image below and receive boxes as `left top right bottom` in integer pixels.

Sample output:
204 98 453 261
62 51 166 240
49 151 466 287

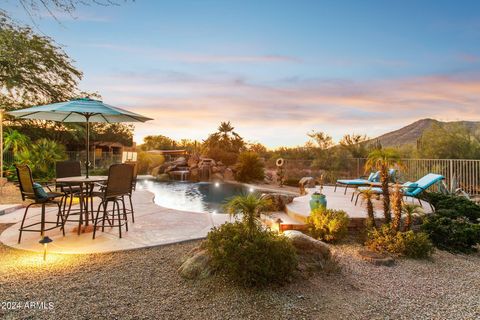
190 168 200 182
211 166 220 174
156 173 170 182
164 164 177 173
260 193 295 211
299 177 316 188
151 166 161 177
188 156 200 168
283 230 331 261
178 250 213 279
224 168 235 181
173 157 187 166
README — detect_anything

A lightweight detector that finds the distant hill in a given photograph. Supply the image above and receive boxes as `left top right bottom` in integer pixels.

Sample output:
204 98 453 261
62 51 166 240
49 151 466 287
370 118 480 147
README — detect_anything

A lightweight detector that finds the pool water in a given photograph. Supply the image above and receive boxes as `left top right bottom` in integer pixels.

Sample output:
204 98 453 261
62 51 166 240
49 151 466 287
136 180 256 214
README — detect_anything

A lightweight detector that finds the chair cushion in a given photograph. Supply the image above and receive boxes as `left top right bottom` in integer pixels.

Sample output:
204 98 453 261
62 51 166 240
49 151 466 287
370 171 381 182
337 179 371 185
357 187 383 194
33 182 49 200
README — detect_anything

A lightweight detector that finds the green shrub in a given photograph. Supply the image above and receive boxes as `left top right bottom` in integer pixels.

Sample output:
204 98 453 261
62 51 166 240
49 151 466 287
423 192 480 222
205 222 297 287
137 151 165 174
402 231 435 259
307 208 349 242
234 152 265 183
421 211 480 253
366 225 434 259
16 138 67 180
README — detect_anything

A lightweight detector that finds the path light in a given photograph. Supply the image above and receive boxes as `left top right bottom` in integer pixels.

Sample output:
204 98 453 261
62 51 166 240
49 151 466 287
276 218 283 233
249 187 254 193
39 236 53 262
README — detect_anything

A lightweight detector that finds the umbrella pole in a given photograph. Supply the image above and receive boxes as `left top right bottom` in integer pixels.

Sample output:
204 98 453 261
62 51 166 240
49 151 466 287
86 116 90 178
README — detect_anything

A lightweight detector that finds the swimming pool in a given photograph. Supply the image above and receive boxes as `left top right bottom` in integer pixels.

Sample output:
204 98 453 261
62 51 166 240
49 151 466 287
136 179 256 214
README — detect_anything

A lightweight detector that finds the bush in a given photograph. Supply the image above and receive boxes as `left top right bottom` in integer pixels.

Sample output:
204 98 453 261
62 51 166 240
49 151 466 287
137 151 165 174
205 222 297 287
421 211 480 253
16 138 67 180
307 208 349 242
234 152 265 183
423 192 480 222
402 231 435 259
366 225 434 259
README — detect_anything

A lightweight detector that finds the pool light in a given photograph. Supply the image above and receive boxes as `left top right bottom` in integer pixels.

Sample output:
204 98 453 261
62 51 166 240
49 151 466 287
214 182 220 188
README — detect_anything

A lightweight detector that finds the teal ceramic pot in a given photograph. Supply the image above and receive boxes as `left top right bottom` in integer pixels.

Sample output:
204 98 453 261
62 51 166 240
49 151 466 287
309 193 327 211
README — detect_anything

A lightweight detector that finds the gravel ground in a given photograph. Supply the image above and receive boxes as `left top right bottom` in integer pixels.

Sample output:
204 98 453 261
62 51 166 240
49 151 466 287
0 183 22 204
0 223 479 320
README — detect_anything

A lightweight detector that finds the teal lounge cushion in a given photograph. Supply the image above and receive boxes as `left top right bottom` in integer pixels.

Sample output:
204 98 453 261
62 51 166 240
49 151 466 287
337 179 370 185
357 187 383 194
33 182 48 199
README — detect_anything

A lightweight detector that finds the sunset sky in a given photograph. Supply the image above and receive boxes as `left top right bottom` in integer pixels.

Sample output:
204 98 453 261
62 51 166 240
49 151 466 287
6 0 480 147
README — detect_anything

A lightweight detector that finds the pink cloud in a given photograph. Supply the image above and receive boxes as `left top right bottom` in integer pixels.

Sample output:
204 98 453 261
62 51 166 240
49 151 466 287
82 71 480 147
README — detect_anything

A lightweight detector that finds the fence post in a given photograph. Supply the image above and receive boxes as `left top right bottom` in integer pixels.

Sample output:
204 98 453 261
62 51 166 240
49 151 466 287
449 159 454 192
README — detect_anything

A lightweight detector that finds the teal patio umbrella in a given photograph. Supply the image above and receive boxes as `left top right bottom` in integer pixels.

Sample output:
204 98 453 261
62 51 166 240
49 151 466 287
8 98 153 178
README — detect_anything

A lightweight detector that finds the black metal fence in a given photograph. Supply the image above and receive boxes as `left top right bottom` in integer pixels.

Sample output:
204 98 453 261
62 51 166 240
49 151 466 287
265 158 480 196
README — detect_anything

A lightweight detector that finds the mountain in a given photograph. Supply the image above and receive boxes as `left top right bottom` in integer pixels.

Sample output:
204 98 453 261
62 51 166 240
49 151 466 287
371 118 480 147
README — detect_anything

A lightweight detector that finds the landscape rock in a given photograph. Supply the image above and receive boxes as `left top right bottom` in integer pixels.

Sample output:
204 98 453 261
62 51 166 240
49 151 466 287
260 193 295 211
357 249 395 266
190 168 199 182
188 155 199 168
178 249 213 279
224 168 235 181
173 157 187 166
156 173 170 182
151 166 161 177
283 230 331 261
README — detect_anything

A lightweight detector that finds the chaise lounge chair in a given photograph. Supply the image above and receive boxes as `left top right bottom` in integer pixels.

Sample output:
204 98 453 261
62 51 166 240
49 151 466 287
335 171 380 195
335 169 397 196
353 173 446 207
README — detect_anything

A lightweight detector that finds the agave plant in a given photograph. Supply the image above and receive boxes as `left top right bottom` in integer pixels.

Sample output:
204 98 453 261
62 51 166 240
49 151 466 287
402 203 424 231
365 148 403 223
224 193 272 236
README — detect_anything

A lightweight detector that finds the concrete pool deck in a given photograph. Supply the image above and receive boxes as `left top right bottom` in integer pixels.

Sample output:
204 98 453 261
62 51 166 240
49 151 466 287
0 184 433 255
286 186 433 224
0 190 231 254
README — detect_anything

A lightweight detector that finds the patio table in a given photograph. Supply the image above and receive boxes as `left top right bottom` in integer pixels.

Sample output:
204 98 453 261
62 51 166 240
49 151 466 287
56 175 107 234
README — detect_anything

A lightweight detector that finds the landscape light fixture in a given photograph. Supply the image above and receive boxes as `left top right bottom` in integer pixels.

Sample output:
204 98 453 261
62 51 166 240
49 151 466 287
39 236 53 262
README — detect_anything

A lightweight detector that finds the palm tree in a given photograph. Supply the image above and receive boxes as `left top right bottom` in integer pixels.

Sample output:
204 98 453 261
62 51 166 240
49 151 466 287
365 148 402 223
4 129 30 155
218 121 235 140
391 183 403 231
359 188 376 229
402 203 424 231
224 193 272 236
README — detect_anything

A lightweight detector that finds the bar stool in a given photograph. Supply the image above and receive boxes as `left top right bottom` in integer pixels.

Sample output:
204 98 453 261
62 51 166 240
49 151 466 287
15 164 65 244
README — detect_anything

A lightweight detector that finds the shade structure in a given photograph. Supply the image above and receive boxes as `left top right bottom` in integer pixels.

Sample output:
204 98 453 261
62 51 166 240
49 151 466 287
8 98 153 178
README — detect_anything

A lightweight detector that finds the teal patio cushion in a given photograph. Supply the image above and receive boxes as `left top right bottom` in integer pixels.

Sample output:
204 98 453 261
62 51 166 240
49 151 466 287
33 182 48 200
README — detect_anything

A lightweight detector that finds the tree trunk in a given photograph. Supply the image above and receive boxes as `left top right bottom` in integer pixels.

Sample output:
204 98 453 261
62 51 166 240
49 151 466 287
381 166 391 223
